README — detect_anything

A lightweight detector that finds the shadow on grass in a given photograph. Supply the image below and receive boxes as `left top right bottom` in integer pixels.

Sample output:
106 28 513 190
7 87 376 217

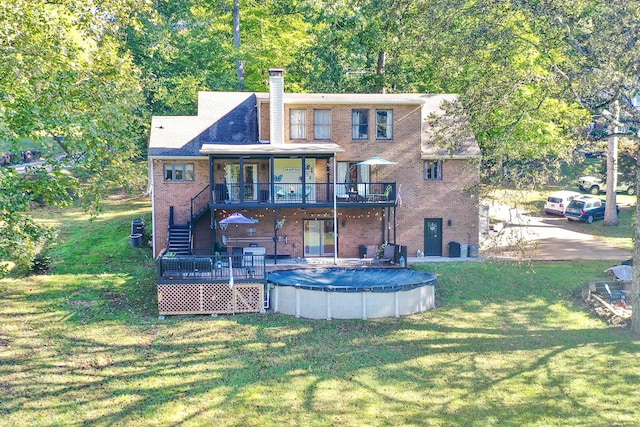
5 255 640 425
3 199 640 425
2 308 639 426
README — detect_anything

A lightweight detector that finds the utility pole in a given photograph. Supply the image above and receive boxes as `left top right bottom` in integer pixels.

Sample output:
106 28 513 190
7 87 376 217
604 99 619 225
233 0 244 91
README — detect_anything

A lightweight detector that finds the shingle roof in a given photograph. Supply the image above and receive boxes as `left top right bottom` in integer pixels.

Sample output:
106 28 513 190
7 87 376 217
149 93 259 157
148 91 481 159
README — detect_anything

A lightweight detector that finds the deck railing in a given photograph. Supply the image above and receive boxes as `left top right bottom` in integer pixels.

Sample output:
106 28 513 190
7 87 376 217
211 182 396 205
158 253 266 283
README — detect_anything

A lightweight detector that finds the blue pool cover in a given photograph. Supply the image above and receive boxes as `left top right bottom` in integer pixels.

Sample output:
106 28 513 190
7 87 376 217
266 267 437 293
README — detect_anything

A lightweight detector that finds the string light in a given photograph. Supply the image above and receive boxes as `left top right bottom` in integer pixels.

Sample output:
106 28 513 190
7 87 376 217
215 208 385 226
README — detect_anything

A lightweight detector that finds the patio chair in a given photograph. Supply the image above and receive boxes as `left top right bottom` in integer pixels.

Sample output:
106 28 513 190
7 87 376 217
375 244 396 264
368 184 393 202
365 245 378 259
299 185 312 198
274 186 286 199
231 247 243 268
360 245 378 265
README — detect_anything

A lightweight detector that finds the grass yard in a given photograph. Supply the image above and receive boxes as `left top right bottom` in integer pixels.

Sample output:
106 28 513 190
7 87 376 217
1 196 640 426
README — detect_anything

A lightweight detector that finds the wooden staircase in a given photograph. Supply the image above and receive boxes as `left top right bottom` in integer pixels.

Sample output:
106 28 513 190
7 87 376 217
165 185 211 256
167 224 191 255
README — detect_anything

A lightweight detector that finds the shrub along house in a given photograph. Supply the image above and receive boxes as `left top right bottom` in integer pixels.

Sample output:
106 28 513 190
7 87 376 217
148 69 481 315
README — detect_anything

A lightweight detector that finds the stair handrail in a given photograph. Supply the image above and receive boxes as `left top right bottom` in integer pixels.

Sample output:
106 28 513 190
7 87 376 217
189 185 210 254
165 206 174 254
165 224 171 255
190 184 210 223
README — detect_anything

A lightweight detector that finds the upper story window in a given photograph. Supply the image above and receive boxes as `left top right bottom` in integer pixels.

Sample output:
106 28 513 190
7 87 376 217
352 109 369 140
376 110 393 140
314 109 331 140
164 163 194 182
424 160 442 180
290 109 306 139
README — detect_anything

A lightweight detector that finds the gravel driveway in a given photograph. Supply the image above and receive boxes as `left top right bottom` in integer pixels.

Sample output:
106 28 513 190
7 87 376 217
483 205 631 261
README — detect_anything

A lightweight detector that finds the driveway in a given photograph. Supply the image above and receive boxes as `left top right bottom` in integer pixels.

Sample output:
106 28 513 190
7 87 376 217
483 204 631 261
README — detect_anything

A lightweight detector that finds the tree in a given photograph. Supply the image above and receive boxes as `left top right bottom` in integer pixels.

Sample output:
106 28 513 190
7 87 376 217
122 0 312 113
297 1 589 188
0 0 148 273
509 0 640 219
495 0 640 333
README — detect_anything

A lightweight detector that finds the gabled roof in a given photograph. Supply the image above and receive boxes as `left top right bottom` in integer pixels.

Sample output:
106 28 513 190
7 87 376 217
148 91 481 159
419 94 482 160
149 93 260 158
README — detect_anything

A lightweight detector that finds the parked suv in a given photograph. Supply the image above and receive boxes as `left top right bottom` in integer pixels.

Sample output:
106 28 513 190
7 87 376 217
565 195 618 223
544 191 581 216
577 175 635 195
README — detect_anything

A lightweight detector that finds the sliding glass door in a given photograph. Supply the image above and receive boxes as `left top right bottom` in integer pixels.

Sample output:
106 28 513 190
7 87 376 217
303 219 335 257
225 164 257 201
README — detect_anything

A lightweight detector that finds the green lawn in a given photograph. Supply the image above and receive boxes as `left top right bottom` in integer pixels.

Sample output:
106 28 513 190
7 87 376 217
1 197 640 426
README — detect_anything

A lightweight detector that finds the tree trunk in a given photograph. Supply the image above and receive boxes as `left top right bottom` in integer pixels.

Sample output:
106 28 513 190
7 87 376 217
376 50 387 94
604 100 619 226
233 0 244 91
631 152 640 335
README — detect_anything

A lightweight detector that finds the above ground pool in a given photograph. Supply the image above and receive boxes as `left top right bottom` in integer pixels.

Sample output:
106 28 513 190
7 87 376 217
266 267 437 320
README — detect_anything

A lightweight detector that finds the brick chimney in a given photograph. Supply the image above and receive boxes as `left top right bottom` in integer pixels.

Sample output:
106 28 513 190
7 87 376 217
269 69 284 145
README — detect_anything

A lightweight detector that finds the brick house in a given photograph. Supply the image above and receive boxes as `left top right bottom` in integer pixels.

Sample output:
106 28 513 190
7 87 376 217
148 69 481 264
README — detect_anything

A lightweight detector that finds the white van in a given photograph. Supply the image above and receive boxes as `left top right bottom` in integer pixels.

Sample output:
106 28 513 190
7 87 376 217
544 191 581 216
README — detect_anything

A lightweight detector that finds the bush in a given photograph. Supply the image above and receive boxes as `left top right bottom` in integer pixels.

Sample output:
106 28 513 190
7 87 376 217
30 253 52 274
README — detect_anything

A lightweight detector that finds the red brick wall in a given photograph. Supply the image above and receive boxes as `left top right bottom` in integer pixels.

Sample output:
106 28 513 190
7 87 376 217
151 159 209 256
152 100 480 258
209 207 388 258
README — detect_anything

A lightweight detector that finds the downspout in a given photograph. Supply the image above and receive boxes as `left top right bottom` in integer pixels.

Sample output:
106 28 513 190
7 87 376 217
270 155 278 265
274 209 279 265
301 156 306 202
269 156 274 198
393 205 397 244
383 207 389 243
333 156 338 264
239 156 245 203
149 158 156 257
210 157 216 252
387 207 392 243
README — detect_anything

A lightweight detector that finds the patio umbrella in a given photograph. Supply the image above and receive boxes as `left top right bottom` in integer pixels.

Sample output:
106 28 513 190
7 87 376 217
220 212 255 245
357 157 397 181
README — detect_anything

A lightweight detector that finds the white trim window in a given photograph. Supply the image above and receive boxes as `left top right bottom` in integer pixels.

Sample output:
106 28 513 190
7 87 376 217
314 109 331 140
290 109 307 139
424 160 442 180
376 110 393 140
164 163 195 182
352 109 369 140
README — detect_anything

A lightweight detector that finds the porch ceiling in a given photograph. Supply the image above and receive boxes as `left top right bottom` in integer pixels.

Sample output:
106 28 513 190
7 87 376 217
200 142 344 156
